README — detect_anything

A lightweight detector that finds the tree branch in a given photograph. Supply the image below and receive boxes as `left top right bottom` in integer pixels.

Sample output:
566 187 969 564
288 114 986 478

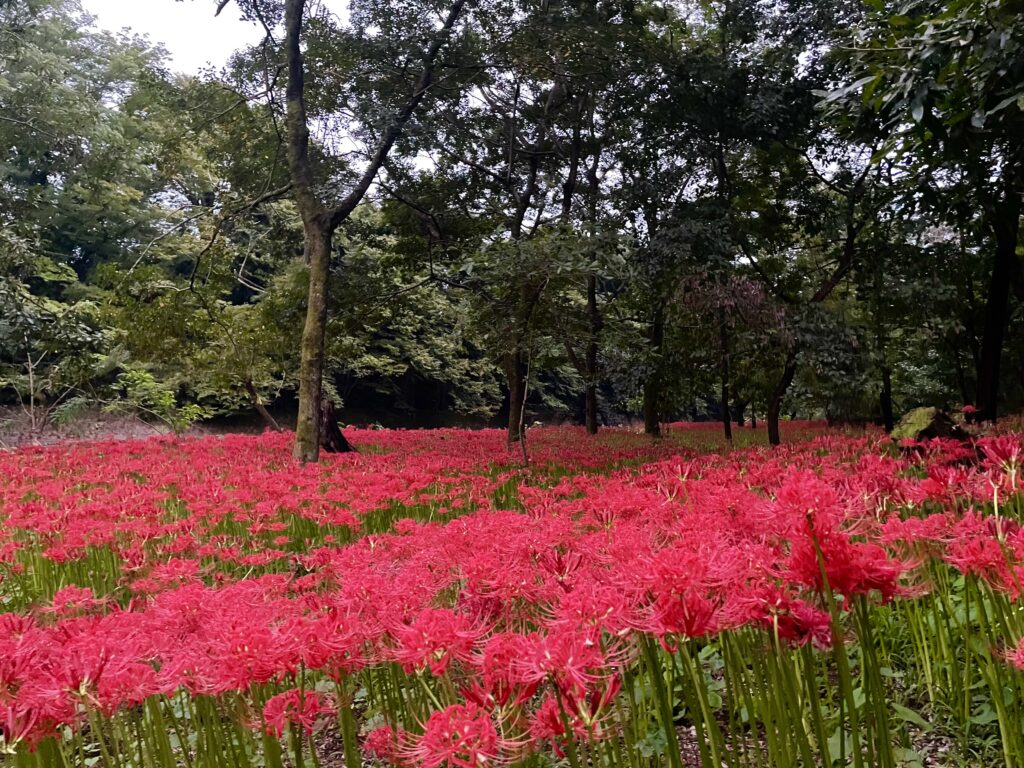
326 0 469 230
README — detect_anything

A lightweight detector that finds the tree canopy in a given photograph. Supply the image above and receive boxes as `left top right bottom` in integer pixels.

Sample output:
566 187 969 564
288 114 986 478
2 0 1022 452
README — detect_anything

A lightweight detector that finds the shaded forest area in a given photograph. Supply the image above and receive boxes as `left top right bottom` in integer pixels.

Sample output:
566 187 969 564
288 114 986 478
2 0 1022 458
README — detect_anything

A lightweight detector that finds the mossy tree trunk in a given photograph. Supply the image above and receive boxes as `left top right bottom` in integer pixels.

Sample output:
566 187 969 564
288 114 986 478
283 0 467 462
293 220 336 461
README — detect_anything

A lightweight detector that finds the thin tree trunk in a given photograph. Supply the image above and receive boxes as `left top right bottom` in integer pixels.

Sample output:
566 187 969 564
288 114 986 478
871 246 895 433
750 409 757 429
293 222 332 461
585 273 600 435
768 352 798 446
506 350 528 444
975 207 1020 422
880 364 894 432
244 378 282 432
582 107 603 436
720 308 732 443
734 399 747 427
954 352 972 407
643 308 665 437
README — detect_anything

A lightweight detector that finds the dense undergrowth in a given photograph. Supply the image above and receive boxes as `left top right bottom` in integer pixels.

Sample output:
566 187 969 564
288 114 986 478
1 422 1023 767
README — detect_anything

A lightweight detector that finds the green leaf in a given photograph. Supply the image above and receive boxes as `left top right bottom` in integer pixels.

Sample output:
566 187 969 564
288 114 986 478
989 94 1022 115
893 747 924 768
34 257 78 284
891 702 932 732
970 705 999 725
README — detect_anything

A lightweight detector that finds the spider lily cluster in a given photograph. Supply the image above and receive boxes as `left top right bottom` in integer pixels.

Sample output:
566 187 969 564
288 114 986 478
1 424 1023 767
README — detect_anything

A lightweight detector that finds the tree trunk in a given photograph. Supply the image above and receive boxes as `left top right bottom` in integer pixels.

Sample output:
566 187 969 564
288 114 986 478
319 397 355 453
750 409 757 429
719 308 732 443
642 380 660 437
879 364 894 433
975 208 1020 422
506 349 528 444
954 352 972 408
584 381 598 435
293 222 332 462
643 308 665 437
768 352 798 446
734 399 747 427
585 273 601 435
283 0 466 462
244 378 282 432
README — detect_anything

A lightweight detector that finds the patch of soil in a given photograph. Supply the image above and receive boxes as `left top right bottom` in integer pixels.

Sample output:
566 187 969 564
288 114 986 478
0 407 205 449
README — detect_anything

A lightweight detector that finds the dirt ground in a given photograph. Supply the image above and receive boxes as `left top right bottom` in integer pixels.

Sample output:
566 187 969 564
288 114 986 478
0 407 225 450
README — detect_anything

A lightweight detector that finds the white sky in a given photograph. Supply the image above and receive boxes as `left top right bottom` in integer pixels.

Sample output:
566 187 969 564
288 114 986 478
82 0 264 73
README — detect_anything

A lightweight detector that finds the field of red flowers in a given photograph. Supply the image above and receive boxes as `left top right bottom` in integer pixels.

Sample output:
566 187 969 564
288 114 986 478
1 422 1023 768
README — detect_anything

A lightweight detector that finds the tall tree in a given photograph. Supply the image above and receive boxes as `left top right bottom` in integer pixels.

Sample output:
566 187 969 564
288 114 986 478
215 0 470 460
831 0 1024 421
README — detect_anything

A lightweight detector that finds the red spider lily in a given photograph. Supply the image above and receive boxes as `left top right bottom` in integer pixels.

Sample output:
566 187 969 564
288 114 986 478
40 586 108 617
529 693 581 753
945 511 1022 595
403 703 501 768
781 473 909 602
979 436 1022 472
559 673 623 736
390 608 487 676
1005 638 1024 671
2 421 1024 753
979 436 1022 493
0 701 45 751
512 630 613 699
474 633 539 707
527 682 622 758
364 724 412 764
262 688 334 737
644 589 719 644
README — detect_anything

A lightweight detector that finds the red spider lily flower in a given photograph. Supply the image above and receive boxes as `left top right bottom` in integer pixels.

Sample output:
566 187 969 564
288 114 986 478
880 513 953 548
42 586 108 617
529 693 574 743
550 581 635 636
390 608 486 676
474 633 538 707
945 512 1020 594
788 520 907 604
364 724 412 764
559 674 623 736
404 703 500 768
1005 638 1024 671
644 590 719 644
780 473 908 602
262 688 334 737
95 661 160 716
512 630 610 699
527 692 593 757
735 585 833 649
979 436 1022 491
0 702 45 751
979 436 1021 469
772 598 833 649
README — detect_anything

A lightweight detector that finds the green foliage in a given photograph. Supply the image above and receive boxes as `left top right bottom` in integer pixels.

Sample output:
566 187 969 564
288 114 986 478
0 229 109 413
1 0 1021 434
106 369 210 433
